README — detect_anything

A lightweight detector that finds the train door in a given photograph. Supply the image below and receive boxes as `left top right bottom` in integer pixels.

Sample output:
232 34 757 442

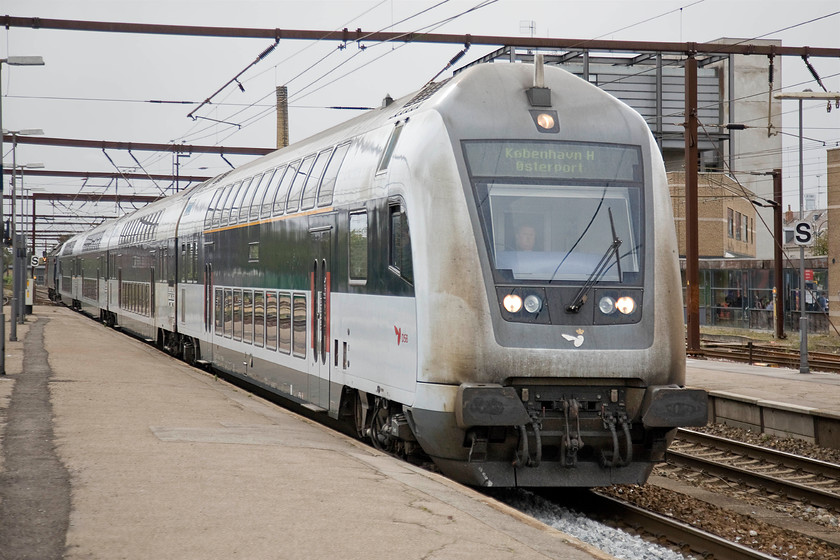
204 241 215 364
309 220 333 411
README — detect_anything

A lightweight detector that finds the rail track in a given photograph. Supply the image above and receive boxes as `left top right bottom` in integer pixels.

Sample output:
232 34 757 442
668 428 840 511
697 341 840 372
550 428 840 559
578 491 781 560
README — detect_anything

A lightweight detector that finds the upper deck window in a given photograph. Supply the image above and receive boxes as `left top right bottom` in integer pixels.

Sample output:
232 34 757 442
377 124 403 174
286 155 316 214
318 142 350 207
300 149 332 211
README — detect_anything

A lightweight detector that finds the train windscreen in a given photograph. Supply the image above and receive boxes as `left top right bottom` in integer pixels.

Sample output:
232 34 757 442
464 140 643 284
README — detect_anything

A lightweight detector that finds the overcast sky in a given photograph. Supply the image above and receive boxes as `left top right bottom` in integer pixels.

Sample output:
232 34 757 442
2 0 840 244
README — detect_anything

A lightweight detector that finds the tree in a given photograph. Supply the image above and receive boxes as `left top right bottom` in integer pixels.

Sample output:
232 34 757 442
813 230 828 256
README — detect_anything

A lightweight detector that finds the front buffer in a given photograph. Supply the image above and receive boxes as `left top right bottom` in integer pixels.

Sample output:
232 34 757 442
408 382 707 487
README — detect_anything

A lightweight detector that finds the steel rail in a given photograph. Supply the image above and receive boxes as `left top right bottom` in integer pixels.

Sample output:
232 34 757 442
666 450 840 512
583 491 781 560
676 429 840 480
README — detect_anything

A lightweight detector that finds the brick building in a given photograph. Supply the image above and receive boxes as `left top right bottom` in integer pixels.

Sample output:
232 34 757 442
669 171 757 258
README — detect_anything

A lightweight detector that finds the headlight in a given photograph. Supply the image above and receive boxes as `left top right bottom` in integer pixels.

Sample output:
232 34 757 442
536 112 555 130
616 296 636 315
503 294 523 313
523 294 542 313
598 296 616 315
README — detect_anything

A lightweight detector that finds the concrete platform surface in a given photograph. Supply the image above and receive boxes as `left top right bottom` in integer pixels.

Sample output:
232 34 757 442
0 306 612 560
686 356 840 418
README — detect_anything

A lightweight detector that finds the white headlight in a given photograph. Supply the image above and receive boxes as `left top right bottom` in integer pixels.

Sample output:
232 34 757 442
503 294 523 313
616 296 636 315
524 294 542 313
598 296 616 314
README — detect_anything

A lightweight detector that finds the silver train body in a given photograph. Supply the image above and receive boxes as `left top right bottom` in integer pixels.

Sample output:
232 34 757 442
48 62 707 487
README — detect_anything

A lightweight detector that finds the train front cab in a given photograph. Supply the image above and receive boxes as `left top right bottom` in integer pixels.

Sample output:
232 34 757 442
399 63 707 487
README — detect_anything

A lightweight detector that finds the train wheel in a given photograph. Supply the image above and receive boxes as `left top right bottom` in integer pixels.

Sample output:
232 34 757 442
182 337 197 366
353 390 370 440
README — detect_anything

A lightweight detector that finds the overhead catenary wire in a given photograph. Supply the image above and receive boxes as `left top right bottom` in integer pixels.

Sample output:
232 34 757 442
178 0 500 149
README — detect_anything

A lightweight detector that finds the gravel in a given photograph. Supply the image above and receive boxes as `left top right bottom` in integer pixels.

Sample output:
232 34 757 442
491 489 697 560
489 423 840 560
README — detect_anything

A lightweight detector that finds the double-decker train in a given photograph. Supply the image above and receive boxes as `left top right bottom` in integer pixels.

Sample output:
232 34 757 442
47 58 707 487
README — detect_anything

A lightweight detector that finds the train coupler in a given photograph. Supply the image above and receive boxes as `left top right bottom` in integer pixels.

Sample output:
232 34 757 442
561 398 582 467
513 422 542 468
599 411 633 468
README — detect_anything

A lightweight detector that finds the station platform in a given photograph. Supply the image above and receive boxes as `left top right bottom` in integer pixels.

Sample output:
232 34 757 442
686 356 840 447
0 306 611 560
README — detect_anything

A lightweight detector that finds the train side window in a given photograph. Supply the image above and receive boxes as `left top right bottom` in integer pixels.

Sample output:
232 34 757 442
248 170 274 221
191 241 198 282
214 288 224 335
180 242 187 283
261 166 286 218
229 179 252 225
205 189 224 230
266 291 278 350
389 204 413 284
224 288 233 338
254 291 265 347
349 211 368 284
377 124 403 174
278 292 291 354
240 173 264 223
243 290 254 344
286 155 316 214
205 190 222 229
233 289 243 341
273 161 299 216
300 148 332 211
318 142 350 207
213 184 235 227
292 294 307 358
222 182 243 226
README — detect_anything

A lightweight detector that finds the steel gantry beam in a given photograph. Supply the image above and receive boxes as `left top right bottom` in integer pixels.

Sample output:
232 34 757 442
4 16 840 59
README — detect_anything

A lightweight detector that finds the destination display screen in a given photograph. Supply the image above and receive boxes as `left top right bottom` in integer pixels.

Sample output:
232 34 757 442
463 141 642 182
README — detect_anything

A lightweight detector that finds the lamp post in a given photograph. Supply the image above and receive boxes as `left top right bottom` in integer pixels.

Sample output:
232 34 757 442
775 90 840 374
0 55 44 374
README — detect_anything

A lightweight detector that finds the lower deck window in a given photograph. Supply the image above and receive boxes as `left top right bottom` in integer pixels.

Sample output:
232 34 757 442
278 293 291 354
292 295 306 358
254 292 265 347
224 289 233 338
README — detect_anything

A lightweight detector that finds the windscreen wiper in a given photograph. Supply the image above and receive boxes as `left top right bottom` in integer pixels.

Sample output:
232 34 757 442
566 208 622 313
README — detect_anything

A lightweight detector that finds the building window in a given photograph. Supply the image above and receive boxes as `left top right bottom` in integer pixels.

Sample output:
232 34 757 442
727 208 734 238
735 212 742 241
